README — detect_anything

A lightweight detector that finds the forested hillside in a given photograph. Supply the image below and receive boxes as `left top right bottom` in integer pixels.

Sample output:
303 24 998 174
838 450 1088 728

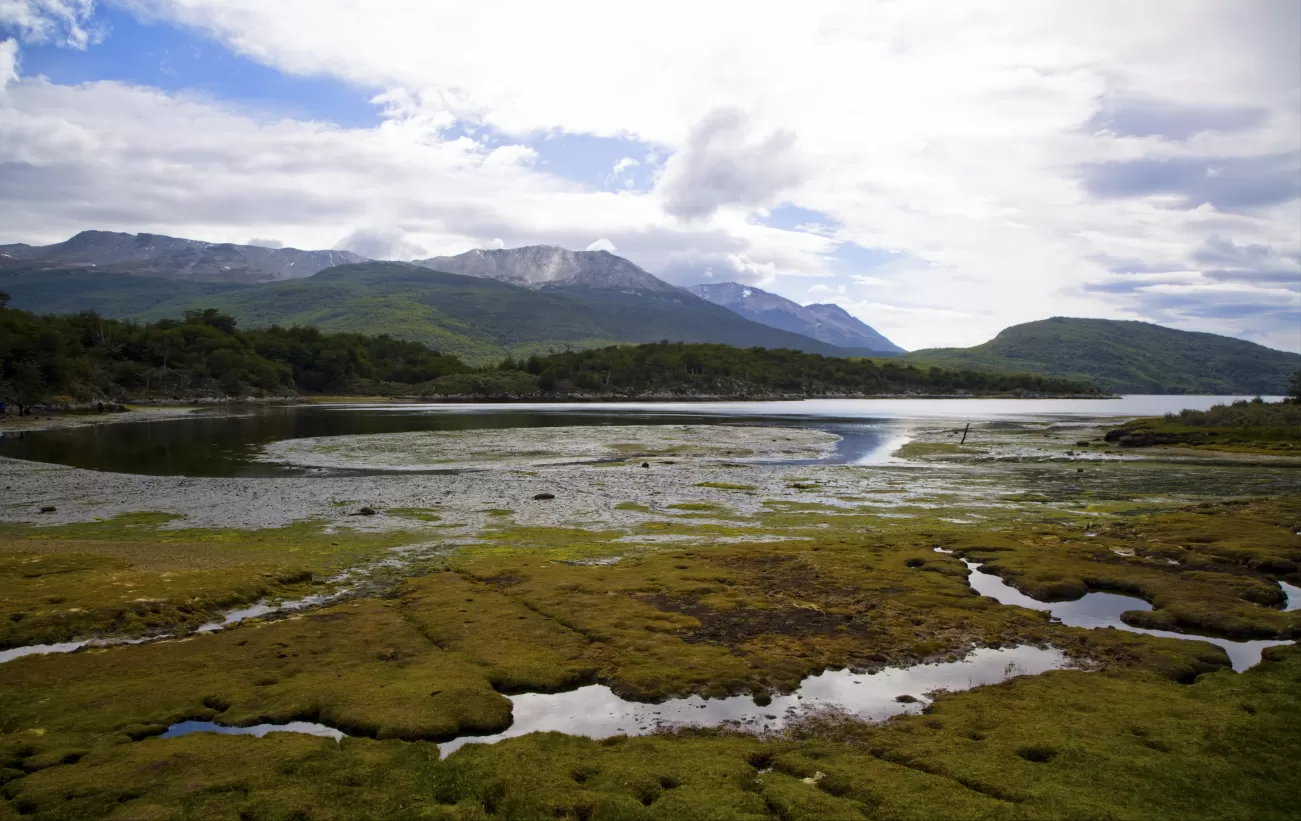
907 317 1301 394
0 302 468 407
0 263 857 364
432 342 1101 398
0 302 1100 406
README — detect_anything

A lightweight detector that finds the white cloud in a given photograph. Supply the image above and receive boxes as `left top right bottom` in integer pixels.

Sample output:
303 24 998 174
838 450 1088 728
486 237 505 249
246 236 284 248
0 38 17 88
0 0 96 48
611 157 638 175
2 0 1297 349
585 238 616 252
334 226 425 260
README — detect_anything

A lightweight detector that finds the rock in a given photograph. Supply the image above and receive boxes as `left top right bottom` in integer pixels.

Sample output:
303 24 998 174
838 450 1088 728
358 506 377 516
39 505 56 513
533 493 555 500
1077 468 1084 473
1076 440 1090 447
895 694 919 703
641 462 650 468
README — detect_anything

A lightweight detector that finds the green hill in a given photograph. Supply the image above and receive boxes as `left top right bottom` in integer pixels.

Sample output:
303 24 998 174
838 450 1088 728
906 317 1301 394
0 264 860 365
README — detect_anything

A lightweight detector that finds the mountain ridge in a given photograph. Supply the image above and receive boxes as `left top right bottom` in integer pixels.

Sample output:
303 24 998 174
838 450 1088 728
687 281 904 353
905 316 1300 394
0 230 366 282
414 245 679 294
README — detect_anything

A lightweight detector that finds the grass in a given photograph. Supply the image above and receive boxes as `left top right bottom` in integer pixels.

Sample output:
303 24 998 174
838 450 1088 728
1107 400 1301 454
0 514 422 648
695 482 757 491
2 496 1300 818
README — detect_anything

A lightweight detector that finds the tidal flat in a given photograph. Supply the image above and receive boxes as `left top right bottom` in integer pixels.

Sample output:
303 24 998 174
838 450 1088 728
1 414 1299 820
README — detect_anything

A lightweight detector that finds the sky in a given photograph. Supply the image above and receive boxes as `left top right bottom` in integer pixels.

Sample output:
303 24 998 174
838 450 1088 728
0 1 1298 352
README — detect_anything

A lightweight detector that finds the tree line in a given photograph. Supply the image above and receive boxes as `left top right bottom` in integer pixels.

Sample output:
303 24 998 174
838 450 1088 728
0 300 1102 408
475 340 1102 396
0 300 468 409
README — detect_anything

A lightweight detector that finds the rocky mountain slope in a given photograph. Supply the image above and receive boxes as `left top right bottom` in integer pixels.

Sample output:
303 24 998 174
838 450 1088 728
414 246 679 294
688 282 904 353
906 317 1301 395
0 231 366 283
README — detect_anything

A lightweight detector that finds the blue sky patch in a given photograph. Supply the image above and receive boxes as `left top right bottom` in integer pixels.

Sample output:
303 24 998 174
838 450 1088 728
8 5 384 128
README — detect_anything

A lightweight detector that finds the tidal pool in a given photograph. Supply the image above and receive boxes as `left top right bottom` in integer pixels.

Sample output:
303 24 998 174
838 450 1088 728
155 645 1068 754
161 720 344 742
437 646 1068 755
947 550 1294 671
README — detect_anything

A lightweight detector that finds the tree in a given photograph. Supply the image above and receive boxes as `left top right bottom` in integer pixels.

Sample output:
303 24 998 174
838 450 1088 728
1287 370 1301 404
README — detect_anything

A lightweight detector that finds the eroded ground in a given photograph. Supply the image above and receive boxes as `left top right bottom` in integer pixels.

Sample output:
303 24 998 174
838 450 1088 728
1 418 1299 820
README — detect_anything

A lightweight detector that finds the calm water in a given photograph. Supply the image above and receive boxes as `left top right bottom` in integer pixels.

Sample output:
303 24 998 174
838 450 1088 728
955 553 1292 671
0 395 1267 477
157 645 1070 753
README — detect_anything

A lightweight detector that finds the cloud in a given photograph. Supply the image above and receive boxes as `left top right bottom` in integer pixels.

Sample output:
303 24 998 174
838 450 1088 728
0 0 96 48
0 38 16 88
246 236 284 249
611 157 638 175
1 0 1298 351
486 237 505 249
1080 152 1301 212
333 227 424 260
1086 96 1268 140
585 238 616 252
657 107 804 220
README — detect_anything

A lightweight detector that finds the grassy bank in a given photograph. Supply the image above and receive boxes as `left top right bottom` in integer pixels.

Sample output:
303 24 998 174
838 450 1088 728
1105 398 1301 454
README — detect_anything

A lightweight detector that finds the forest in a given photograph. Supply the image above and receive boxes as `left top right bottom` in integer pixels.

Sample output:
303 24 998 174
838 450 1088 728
0 301 1101 407
0 300 468 409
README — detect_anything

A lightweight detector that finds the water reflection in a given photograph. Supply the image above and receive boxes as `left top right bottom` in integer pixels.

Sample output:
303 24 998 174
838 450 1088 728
953 552 1292 671
154 645 1068 754
0 395 1266 477
161 720 343 741
437 646 1068 755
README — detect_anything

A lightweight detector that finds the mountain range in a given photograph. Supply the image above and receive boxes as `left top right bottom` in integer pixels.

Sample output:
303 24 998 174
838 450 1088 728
0 231 1295 392
0 232 901 363
688 282 904 353
0 231 364 282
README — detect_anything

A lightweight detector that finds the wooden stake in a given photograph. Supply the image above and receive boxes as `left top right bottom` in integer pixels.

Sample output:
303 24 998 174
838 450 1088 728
960 422 970 444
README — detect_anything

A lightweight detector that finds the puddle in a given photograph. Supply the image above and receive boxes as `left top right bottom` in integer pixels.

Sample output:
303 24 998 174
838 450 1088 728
0 640 93 664
0 635 156 665
151 647 1069 755
1282 581 1301 612
957 556 1291 671
197 591 345 633
437 646 1069 755
161 720 344 741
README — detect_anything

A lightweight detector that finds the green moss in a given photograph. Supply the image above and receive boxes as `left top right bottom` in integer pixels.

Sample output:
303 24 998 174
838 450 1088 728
0 515 428 648
386 508 443 523
893 442 987 458
11 648 1300 820
695 482 757 491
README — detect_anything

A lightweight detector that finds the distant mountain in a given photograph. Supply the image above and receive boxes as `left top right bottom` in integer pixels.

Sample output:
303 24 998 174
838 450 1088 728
0 231 366 282
906 317 1301 395
415 246 678 294
1 262 861 365
687 282 904 353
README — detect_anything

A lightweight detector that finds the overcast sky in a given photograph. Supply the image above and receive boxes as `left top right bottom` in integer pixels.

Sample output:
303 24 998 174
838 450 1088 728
1 0 1297 351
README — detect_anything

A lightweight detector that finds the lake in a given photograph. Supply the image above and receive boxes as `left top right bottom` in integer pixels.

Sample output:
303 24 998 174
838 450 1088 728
0 395 1270 477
